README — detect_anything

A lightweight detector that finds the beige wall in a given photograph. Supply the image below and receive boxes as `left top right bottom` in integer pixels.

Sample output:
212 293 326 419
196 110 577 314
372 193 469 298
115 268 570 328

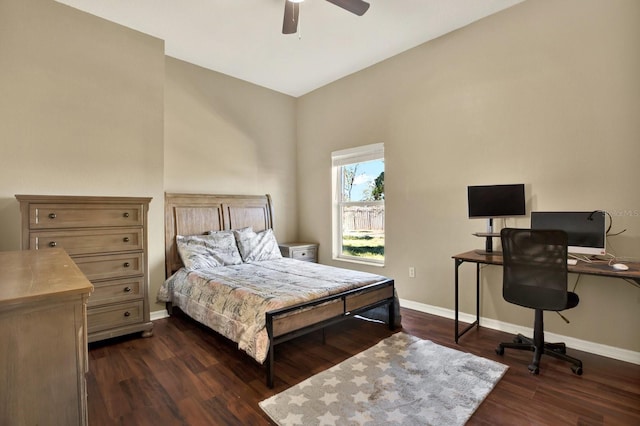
162 57 298 310
297 0 640 352
0 0 166 298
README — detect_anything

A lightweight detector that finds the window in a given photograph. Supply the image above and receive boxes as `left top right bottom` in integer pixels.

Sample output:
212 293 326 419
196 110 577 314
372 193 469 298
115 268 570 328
332 143 385 265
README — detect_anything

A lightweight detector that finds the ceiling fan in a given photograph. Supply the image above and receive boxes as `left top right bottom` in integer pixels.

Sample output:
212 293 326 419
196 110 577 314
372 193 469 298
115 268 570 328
282 0 370 34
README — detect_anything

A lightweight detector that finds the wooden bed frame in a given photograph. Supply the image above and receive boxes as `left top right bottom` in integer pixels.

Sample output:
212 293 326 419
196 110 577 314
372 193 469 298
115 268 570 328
164 193 396 387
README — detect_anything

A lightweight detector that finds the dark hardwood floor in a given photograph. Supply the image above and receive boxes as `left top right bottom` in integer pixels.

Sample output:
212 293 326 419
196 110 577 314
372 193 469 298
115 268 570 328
87 308 640 425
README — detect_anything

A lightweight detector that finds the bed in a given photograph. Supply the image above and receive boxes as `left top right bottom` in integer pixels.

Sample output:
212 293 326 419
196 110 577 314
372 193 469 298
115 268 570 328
159 193 397 387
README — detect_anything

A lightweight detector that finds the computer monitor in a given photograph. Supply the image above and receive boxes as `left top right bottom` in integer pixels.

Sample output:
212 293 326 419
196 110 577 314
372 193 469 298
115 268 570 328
467 184 526 253
467 184 526 220
531 211 606 256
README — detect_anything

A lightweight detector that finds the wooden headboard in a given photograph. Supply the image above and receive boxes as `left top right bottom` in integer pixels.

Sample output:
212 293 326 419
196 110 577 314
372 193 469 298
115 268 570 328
164 193 274 277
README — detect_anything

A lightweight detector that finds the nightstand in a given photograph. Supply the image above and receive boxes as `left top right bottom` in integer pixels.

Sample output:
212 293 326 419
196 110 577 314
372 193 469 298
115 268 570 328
279 242 318 263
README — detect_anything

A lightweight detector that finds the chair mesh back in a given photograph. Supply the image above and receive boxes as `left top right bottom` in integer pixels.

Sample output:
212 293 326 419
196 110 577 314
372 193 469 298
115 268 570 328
500 228 569 311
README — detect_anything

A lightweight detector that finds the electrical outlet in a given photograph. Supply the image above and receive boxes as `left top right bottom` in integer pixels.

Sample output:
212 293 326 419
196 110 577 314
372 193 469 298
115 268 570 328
409 267 415 278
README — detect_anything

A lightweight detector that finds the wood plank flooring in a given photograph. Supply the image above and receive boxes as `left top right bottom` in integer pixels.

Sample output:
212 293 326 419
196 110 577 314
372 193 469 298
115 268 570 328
87 308 640 425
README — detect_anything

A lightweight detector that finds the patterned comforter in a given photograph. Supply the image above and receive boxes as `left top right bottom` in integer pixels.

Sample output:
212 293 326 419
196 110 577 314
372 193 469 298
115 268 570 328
157 258 388 363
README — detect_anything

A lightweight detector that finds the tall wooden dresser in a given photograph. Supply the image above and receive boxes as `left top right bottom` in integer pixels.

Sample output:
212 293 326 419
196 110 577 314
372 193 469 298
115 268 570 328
16 195 153 343
0 249 93 425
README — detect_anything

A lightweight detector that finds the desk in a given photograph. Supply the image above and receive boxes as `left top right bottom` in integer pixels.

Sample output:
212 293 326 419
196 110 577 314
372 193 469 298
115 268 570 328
452 250 640 343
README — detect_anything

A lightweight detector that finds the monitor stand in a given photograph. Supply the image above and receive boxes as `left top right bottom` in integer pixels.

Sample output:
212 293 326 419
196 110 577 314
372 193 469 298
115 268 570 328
473 218 502 255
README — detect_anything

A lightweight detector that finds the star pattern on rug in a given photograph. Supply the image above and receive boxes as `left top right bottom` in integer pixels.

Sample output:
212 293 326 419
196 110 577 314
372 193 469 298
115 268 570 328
287 394 308 406
279 412 303 426
317 411 340 426
322 376 340 387
351 361 367 372
319 392 338 405
349 411 373 425
260 332 508 426
387 408 407 423
351 375 367 386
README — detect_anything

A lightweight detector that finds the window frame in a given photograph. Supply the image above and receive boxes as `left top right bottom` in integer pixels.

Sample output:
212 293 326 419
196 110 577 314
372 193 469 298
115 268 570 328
331 143 385 266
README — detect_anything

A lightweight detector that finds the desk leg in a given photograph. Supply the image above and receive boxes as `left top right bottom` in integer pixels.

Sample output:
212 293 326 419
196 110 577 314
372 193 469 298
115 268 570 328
475 263 480 327
455 259 461 343
455 260 481 343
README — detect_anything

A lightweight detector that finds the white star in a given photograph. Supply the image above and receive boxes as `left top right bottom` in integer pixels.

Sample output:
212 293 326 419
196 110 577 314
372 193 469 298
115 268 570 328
382 390 400 402
419 405 438 421
319 392 338 405
323 376 340 387
351 362 367 372
288 394 308 406
397 349 409 357
353 391 369 403
387 408 406 423
375 350 387 358
402 360 417 370
349 411 373 425
376 361 391 371
317 411 340 426
280 412 303 426
351 375 368 387
379 374 395 385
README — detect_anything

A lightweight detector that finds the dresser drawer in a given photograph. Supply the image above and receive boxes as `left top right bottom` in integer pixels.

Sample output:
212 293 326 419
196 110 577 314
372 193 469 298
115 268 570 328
28 203 144 229
87 301 144 334
73 253 143 281
87 277 143 307
290 246 317 262
30 228 143 255
279 243 318 263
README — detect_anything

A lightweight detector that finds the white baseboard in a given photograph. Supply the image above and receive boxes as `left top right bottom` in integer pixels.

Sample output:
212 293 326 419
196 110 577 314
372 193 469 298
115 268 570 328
150 309 169 321
399 298 640 365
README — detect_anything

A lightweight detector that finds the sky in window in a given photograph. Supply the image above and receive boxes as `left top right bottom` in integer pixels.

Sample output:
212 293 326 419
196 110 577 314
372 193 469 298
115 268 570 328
351 159 384 201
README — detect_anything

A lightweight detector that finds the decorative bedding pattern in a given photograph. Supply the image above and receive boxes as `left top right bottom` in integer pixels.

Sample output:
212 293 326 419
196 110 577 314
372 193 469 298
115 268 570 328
158 258 388 363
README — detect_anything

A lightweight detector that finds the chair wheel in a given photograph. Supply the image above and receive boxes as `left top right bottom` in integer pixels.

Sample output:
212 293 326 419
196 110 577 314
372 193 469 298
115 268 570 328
528 365 540 375
571 365 583 375
513 336 523 344
495 346 504 356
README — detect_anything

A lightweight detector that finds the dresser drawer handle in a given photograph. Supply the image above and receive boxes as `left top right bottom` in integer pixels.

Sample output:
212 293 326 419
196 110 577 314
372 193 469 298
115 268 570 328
124 311 131 317
123 237 130 242
48 213 56 219
301 252 306 256
124 286 131 293
123 262 130 268
123 212 130 218
49 241 57 247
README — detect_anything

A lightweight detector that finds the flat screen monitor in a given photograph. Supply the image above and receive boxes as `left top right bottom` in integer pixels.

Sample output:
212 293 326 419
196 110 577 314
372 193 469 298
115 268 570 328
467 184 526 219
531 211 606 256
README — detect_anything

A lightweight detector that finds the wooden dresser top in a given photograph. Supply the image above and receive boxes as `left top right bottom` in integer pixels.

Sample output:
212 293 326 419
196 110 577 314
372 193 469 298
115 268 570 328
0 248 93 308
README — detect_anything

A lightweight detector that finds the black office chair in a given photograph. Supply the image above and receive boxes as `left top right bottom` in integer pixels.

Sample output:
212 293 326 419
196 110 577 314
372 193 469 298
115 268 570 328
495 228 583 375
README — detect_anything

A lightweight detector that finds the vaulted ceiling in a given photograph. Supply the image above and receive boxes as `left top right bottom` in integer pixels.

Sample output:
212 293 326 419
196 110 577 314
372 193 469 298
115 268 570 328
56 0 524 97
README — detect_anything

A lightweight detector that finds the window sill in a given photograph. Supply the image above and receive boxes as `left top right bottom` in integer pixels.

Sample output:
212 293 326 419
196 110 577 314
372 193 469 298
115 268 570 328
332 256 385 268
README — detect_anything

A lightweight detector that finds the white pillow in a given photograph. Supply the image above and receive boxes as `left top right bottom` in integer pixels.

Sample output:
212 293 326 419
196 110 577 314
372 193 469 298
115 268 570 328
176 232 243 270
233 227 282 262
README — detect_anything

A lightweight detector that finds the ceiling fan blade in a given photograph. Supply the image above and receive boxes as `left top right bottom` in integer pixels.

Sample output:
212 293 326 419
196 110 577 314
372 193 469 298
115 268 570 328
325 0 370 16
282 1 300 34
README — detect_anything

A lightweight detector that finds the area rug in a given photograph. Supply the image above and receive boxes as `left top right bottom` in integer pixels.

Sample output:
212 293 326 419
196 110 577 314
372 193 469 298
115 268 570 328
259 332 507 426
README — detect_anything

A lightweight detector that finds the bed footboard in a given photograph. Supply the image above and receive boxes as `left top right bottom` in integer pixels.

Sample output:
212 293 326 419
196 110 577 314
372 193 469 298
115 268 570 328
264 279 395 388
